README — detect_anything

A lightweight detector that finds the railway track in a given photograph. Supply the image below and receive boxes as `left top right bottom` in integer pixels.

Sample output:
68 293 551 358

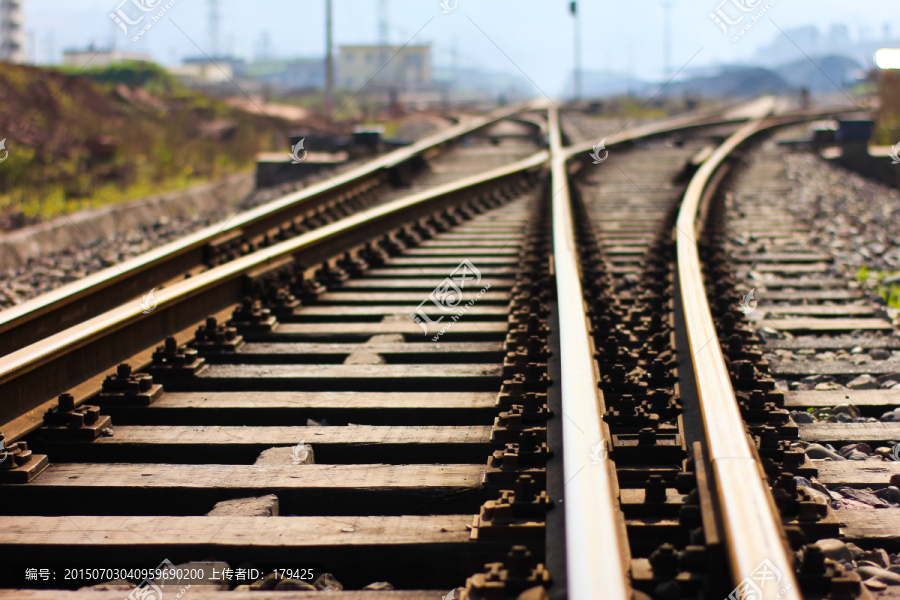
705 125 900 597
0 101 881 599
0 102 546 358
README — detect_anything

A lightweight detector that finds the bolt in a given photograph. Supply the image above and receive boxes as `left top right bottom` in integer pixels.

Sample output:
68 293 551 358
645 474 667 503
648 543 679 576
505 546 533 576
57 393 75 412
638 428 657 445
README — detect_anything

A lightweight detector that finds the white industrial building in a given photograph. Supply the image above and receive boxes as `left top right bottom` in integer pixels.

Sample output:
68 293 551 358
0 0 25 63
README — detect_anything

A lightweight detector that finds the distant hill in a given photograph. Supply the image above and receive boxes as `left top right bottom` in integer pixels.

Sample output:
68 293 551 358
657 67 792 97
773 55 864 92
567 72 649 98
571 54 867 99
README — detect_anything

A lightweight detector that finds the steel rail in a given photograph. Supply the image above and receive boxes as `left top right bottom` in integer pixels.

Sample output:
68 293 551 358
0 149 548 442
563 110 750 160
0 103 735 443
0 100 547 358
676 111 802 599
548 107 631 599
562 100 862 161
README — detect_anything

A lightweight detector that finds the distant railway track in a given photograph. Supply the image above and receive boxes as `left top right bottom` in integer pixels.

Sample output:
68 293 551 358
0 101 870 599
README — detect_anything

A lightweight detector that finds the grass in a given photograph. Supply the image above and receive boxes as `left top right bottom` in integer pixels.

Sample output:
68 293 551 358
856 266 900 308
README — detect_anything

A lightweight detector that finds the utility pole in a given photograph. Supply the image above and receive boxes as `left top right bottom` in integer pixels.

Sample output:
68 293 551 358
208 0 220 56
570 1 581 101
325 0 335 115
662 1 673 79
378 0 388 49
452 37 458 94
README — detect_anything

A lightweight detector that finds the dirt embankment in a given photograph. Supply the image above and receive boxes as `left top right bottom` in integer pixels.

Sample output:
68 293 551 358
0 62 291 231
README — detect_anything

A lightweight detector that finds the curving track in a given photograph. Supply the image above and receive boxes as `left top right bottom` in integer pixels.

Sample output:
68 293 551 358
1 100 884 600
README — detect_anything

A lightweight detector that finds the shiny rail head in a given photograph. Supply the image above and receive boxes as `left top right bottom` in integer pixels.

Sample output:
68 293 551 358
676 115 803 600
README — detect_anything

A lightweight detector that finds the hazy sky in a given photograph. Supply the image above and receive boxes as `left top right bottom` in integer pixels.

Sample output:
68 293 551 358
22 0 900 95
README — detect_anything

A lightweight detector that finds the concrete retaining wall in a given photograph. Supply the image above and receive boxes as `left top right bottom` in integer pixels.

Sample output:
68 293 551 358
0 172 254 271
826 143 900 190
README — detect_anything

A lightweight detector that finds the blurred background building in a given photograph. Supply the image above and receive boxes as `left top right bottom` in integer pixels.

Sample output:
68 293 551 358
0 0 25 63
63 45 153 69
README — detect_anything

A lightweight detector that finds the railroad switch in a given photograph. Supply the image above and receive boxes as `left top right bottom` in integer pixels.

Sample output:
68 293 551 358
0 432 49 483
40 393 112 440
96 363 163 406
146 337 207 379
190 317 244 354
228 297 277 332
460 546 550 600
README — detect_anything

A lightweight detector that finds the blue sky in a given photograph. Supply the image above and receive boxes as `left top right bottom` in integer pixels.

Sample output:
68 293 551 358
22 0 900 95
